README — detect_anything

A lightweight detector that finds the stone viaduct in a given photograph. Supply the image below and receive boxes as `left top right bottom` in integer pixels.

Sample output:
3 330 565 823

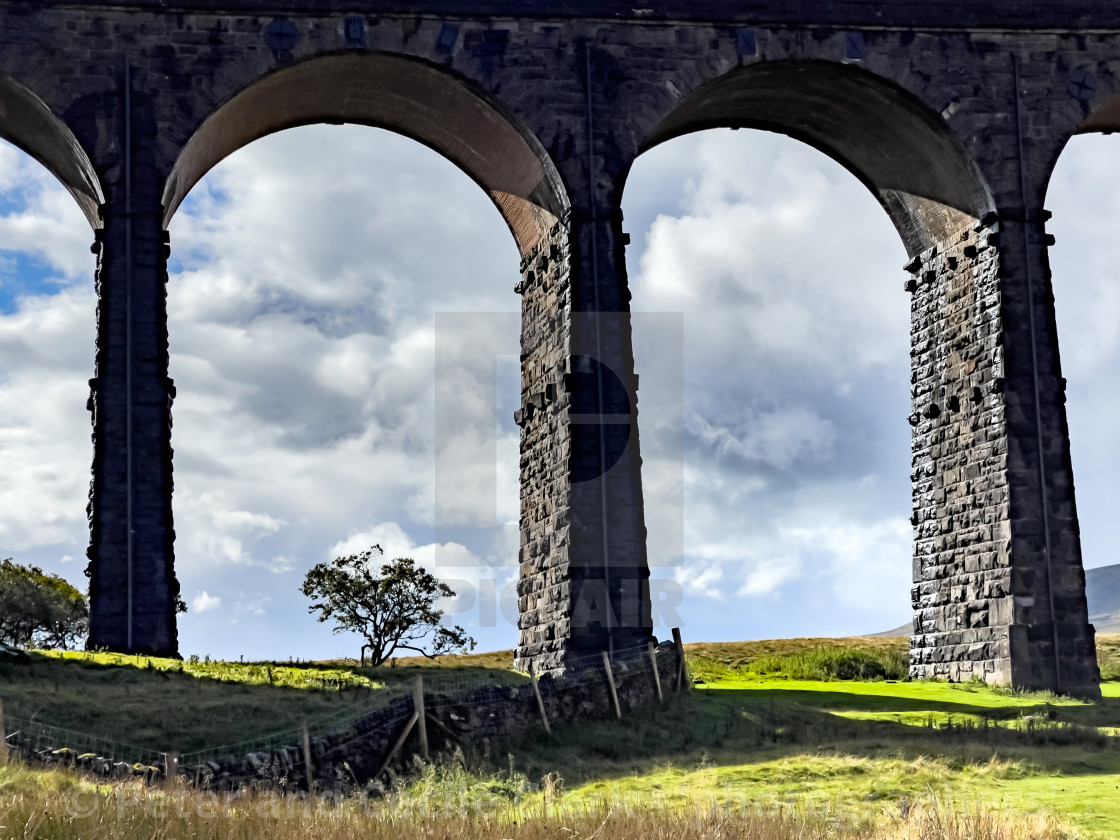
2 0 1117 695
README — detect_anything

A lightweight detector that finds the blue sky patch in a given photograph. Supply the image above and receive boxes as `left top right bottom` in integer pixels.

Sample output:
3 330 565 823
0 250 67 314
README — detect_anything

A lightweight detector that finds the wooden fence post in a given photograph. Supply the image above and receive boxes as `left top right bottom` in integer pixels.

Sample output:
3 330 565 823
0 699 7 767
301 724 314 793
412 676 429 761
601 651 622 719
672 627 691 692
647 642 663 703
162 752 179 789
374 712 418 780
528 662 551 734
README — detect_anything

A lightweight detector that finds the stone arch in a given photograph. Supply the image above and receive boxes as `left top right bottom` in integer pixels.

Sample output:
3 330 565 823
633 59 993 256
1041 84 1120 205
1034 86 1120 662
0 72 103 228
1071 87 1120 137
621 58 1053 690
162 52 568 255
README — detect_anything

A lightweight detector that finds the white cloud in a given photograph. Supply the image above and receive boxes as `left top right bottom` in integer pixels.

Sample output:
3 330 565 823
234 595 271 617
191 591 222 613
210 509 285 533
628 129 915 637
0 141 94 280
674 562 724 599
1 118 1117 657
327 521 517 631
819 518 913 609
0 171 93 556
632 130 908 374
689 408 837 469
738 560 801 598
1048 132 1120 573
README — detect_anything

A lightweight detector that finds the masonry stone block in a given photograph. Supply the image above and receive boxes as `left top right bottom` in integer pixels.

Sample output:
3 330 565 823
0 0 1103 692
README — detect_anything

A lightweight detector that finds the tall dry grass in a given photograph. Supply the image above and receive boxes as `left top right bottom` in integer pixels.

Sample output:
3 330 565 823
0 762 1072 840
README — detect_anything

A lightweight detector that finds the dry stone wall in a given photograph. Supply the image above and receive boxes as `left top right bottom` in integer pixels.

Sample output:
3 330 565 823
6 644 682 794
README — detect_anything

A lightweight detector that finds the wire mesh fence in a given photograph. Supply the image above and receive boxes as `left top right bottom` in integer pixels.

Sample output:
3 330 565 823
3 714 165 770
1 639 681 789
176 680 416 769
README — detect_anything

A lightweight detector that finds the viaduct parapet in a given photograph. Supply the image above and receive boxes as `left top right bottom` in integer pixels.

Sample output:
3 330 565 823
3 0 1112 695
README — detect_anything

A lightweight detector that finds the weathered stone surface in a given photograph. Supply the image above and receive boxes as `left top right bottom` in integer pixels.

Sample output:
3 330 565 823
6 644 682 793
0 0 1105 693
907 221 1013 684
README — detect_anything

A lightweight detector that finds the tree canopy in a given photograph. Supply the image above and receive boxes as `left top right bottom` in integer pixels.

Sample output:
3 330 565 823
0 558 88 649
300 545 474 666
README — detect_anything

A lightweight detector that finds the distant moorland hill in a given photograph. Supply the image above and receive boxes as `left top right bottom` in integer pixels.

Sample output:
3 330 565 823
875 562 1120 637
1087 563 1120 634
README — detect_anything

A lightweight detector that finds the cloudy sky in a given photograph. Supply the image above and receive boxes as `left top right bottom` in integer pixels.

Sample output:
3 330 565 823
0 121 1115 661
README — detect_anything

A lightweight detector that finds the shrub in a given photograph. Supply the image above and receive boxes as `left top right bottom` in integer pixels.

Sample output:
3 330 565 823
746 648 909 681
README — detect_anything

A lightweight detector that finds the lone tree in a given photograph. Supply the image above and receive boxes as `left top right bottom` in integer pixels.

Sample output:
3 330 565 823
0 558 88 649
301 545 475 666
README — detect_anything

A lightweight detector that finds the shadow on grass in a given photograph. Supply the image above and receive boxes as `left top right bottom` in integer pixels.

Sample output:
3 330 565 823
484 683 1120 790
711 684 1120 720
4 648 1120 787
0 651 522 755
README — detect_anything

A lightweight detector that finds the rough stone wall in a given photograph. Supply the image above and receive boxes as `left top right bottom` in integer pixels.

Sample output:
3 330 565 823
995 215 1101 697
36 0 1120 31
0 1 1112 691
8 644 682 794
908 218 1012 684
514 222 574 674
564 213 652 660
514 212 653 675
86 193 180 655
306 643 677 794
908 215 1100 697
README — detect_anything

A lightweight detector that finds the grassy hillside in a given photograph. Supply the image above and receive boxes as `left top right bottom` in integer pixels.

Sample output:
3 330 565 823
875 563 1120 636
0 649 518 754
1 636 1117 752
3 637 1120 837
1087 563 1120 633
478 643 1120 838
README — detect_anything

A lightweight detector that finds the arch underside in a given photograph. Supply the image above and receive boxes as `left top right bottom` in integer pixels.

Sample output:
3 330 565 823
1076 93 1120 135
0 75 103 228
1041 91 1120 207
642 61 993 255
164 53 567 254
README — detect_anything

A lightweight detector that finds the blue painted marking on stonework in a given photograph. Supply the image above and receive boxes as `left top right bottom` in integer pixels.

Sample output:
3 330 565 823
1068 68 1097 101
436 23 460 53
845 31 865 60
736 28 756 56
345 16 366 49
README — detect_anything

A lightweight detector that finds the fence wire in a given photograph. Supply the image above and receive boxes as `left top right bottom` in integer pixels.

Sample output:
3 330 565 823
3 715 165 769
2 640 677 782
176 681 416 768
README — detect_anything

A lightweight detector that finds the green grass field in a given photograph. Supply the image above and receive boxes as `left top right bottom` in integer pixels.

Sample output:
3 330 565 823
0 648 520 753
2 637 1119 838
